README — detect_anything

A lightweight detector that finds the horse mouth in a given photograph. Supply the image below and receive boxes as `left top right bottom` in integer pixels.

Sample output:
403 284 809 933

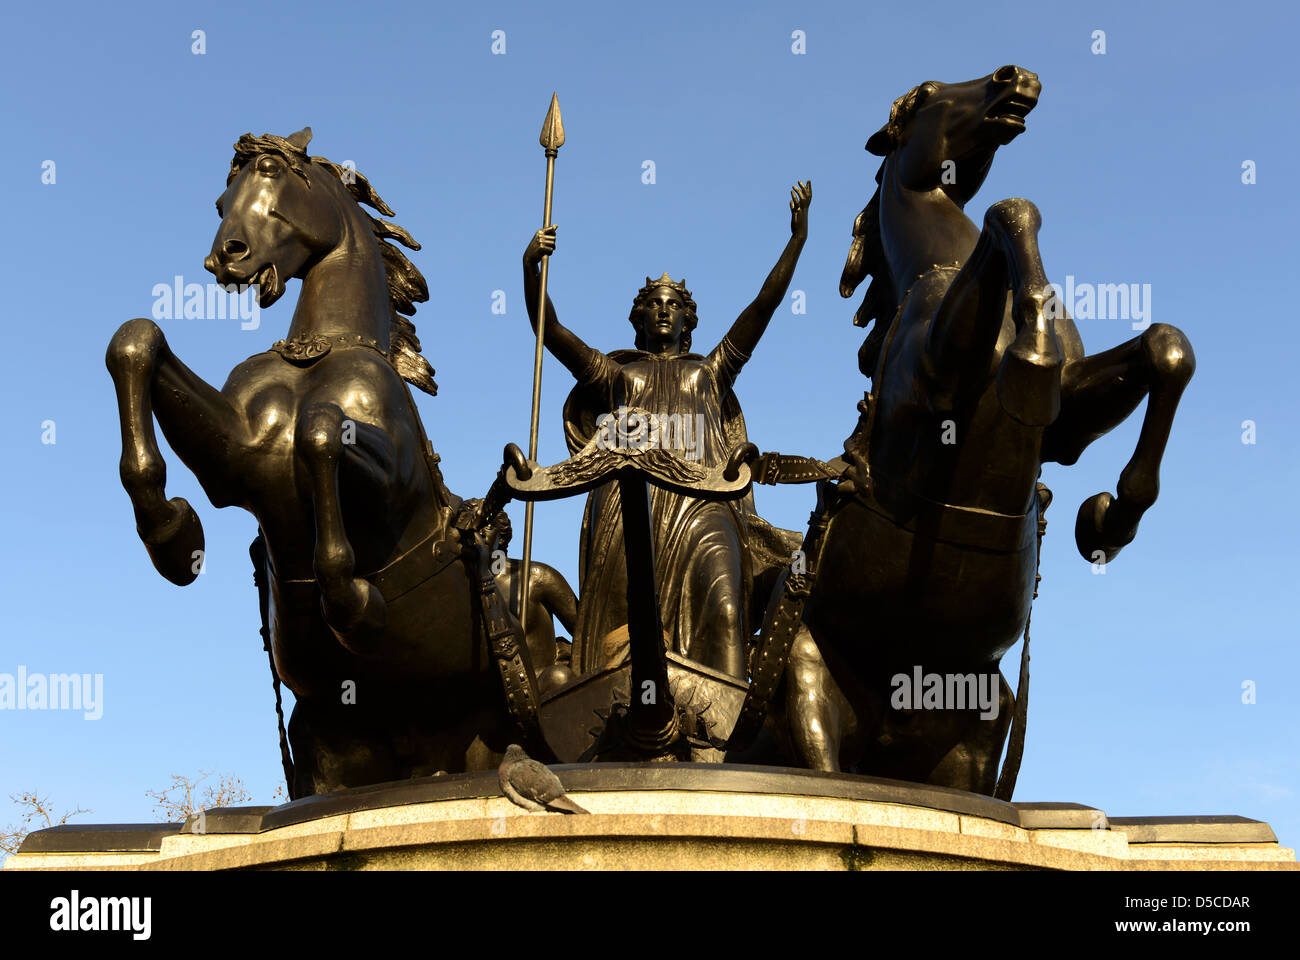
209 260 284 307
986 94 1037 130
251 263 284 307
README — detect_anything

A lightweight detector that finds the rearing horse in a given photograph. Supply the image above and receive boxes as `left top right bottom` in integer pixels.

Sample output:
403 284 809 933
106 128 541 796
780 67 1194 794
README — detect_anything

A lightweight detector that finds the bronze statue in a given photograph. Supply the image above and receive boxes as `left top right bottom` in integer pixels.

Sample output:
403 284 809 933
522 181 811 683
102 77 1199 805
106 128 550 797
741 67 1195 796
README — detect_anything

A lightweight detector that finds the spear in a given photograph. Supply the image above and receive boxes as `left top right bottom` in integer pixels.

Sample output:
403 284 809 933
519 93 564 638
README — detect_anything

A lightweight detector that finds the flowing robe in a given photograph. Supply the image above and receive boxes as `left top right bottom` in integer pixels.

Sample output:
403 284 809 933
563 339 768 677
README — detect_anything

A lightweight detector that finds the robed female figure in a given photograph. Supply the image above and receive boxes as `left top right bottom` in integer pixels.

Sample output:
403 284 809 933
522 182 811 681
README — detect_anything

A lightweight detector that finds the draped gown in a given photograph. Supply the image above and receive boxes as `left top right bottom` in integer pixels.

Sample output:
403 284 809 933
563 338 761 680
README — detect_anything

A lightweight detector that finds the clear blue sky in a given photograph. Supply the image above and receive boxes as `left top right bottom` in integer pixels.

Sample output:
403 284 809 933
2 0 1297 848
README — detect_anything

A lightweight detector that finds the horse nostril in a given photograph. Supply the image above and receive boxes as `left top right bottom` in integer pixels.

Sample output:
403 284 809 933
993 65 1018 84
222 239 249 261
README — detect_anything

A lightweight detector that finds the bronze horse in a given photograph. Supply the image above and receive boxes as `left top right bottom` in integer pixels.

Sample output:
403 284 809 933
106 128 542 796
775 67 1194 794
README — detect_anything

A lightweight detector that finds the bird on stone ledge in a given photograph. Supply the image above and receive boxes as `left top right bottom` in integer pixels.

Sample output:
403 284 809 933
498 743 590 814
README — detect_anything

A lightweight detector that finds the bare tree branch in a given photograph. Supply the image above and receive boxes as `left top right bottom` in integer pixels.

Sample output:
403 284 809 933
1 791 91 856
145 771 253 821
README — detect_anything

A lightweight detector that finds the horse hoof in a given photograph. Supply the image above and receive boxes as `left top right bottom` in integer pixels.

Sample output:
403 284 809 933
1074 492 1130 565
996 358 1061 427
140 497 205 586
328 579 388 655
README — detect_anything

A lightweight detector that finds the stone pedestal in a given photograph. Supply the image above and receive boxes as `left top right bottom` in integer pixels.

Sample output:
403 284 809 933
7 765 1295 871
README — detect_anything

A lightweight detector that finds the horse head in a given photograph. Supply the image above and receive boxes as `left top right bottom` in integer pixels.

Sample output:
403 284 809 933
866 65 1040 206
203 127 436 396
841 67 1042 377
205 127 351 308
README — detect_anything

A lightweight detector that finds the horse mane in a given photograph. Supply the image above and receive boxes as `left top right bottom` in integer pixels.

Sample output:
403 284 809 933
840 83 935 379
229 130 437 397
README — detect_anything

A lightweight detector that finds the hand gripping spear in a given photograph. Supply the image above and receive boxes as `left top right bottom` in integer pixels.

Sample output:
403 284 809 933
519 93 564 638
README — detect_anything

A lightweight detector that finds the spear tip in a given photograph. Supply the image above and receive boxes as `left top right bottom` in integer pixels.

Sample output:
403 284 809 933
540 92 565 151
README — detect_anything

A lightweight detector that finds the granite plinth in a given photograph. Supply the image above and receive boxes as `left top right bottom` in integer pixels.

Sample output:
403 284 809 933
8 765 1294 871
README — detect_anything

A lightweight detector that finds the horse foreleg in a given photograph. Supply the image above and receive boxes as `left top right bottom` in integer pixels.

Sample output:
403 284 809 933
1044 324 1196 562
926 199 1061 426
988 199 1062 427
296 402 388 653
105 318 211 585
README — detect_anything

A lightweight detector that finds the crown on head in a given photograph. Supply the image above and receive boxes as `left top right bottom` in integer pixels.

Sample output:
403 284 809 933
628 272 699 351
636 272 693 303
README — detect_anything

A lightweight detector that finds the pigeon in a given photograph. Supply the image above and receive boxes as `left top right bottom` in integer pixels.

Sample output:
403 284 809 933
498 743 590 814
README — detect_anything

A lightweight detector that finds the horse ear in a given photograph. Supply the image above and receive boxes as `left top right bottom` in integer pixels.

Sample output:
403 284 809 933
287 127 313 151
865 125 893 156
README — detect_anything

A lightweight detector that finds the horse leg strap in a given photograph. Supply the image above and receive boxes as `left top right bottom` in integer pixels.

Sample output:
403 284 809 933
473 565 554 762
727 496 834 749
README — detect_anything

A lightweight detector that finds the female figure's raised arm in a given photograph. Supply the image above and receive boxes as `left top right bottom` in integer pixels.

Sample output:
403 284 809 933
716 181 811 366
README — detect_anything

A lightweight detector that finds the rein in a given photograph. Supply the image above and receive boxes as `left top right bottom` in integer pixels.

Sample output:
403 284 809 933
994 483 1048 801
250 533 296 799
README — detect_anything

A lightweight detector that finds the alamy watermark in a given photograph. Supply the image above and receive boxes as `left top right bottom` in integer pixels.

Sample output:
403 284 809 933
50 890 150 940
1044 275 1152 331
0 667 103 720
151 275 260 330
594 406 706 462
890 666 999 720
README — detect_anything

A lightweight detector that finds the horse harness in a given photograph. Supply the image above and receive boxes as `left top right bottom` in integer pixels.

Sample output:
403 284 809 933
270 332 388 364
